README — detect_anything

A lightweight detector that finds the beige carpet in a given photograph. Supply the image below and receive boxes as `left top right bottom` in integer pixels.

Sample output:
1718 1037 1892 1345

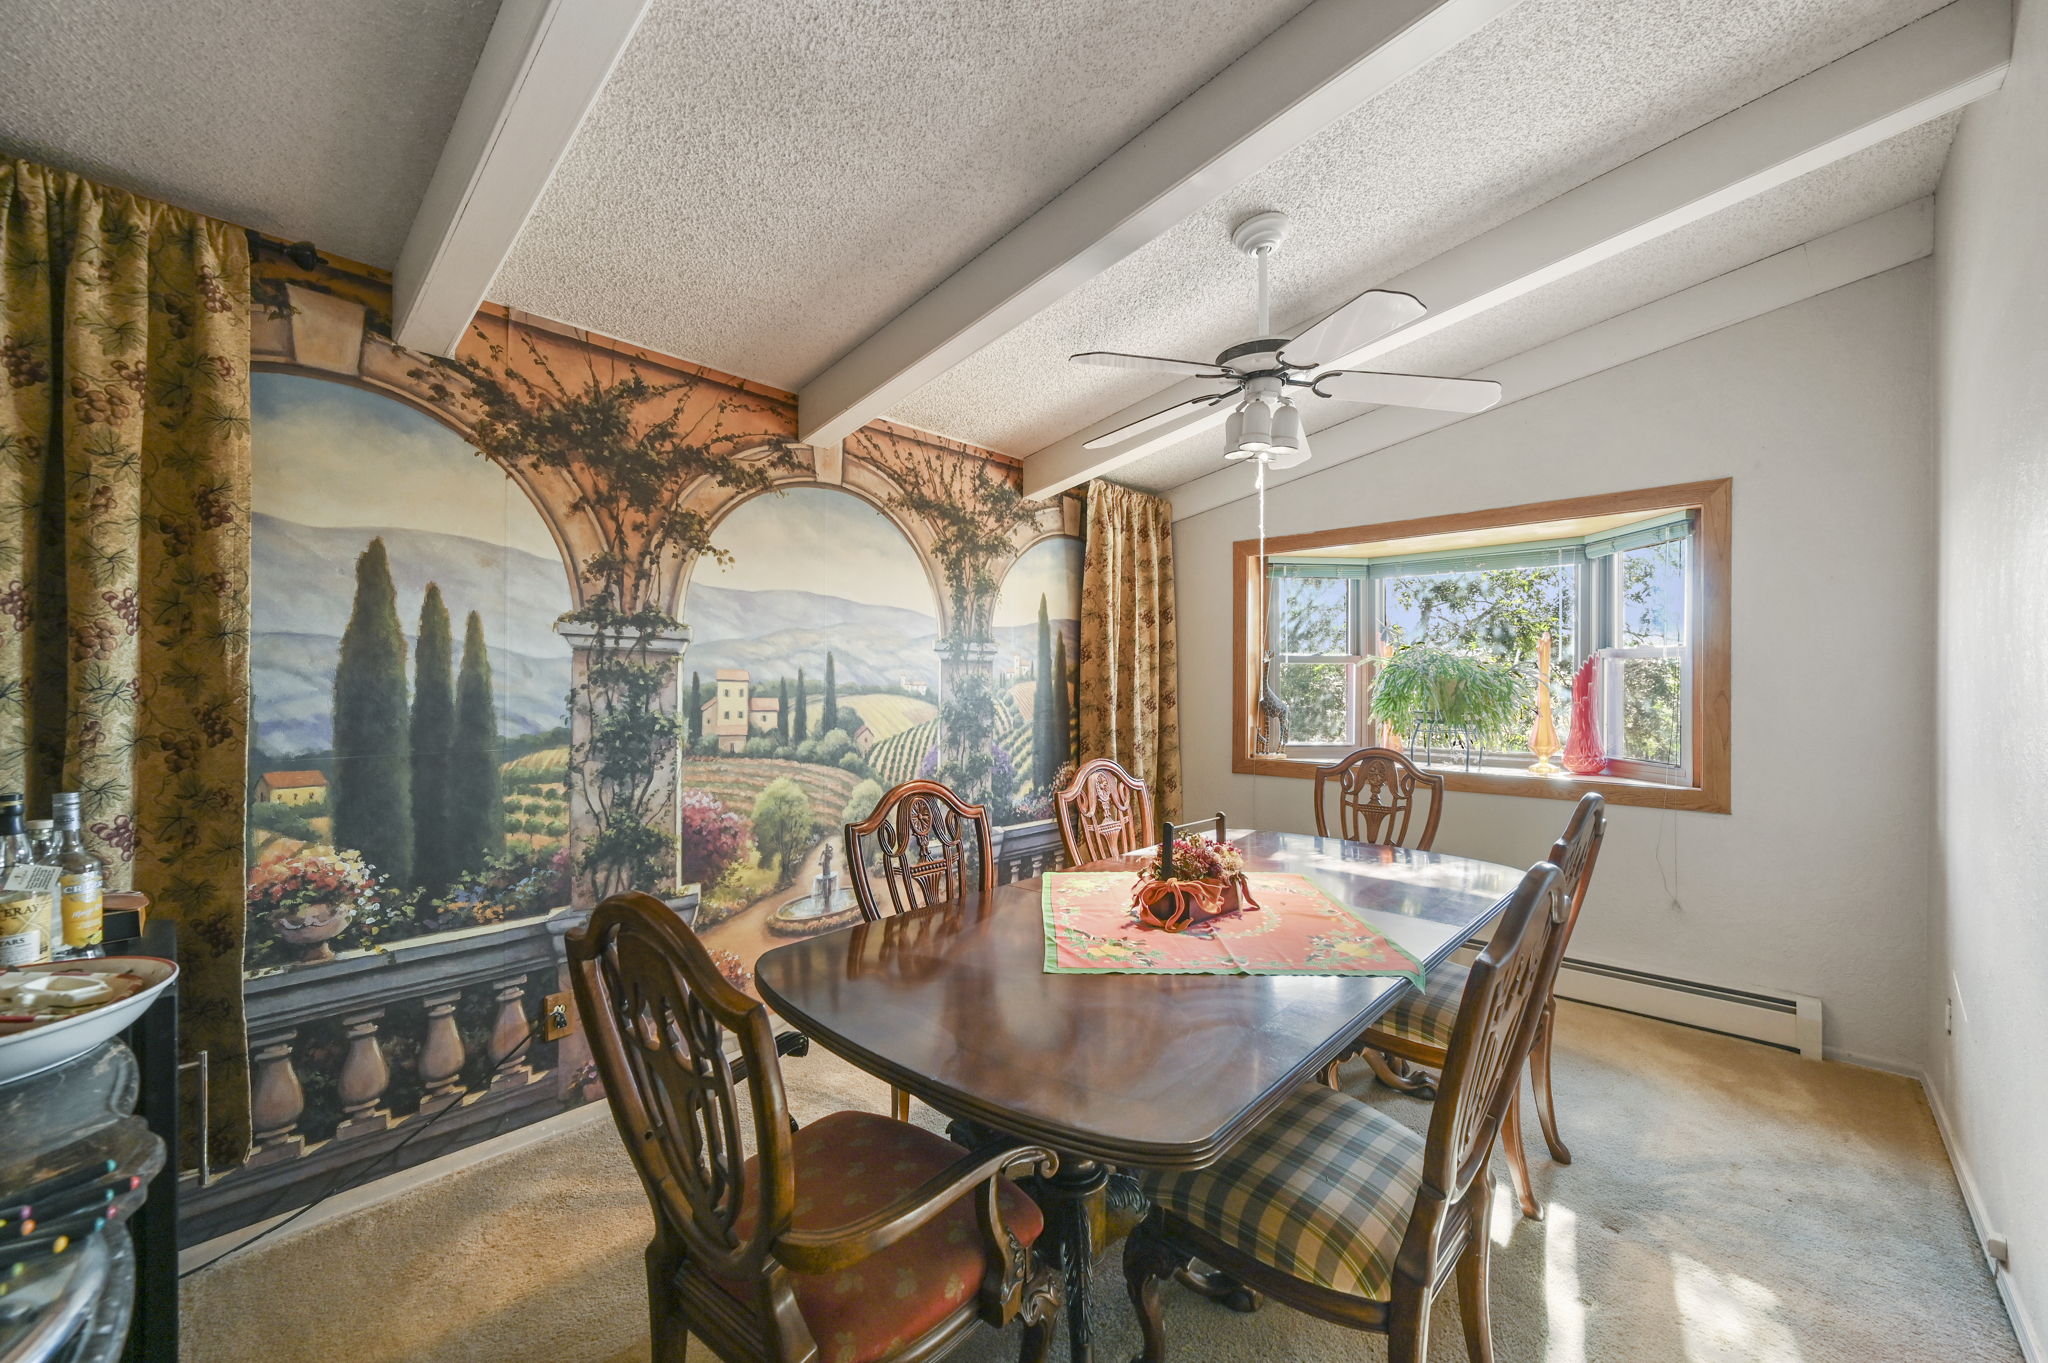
180 1003 2021 1363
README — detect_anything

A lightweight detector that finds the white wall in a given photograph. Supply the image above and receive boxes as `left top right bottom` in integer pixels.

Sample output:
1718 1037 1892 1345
1932 0 2048 1349
1172 262 1937 1071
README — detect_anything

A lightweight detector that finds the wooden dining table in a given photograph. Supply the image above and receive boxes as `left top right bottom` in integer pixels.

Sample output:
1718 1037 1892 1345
753 829 1526 1363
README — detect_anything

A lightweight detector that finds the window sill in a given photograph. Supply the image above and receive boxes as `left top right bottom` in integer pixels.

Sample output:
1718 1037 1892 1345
1230 752 1729 814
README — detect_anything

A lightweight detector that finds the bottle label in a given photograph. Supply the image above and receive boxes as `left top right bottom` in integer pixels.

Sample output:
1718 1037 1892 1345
0 928 42 967
0 872 53 967
60 870 103 949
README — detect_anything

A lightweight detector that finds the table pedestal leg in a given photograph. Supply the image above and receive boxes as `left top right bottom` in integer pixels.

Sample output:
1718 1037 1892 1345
1041 1155 1109 1363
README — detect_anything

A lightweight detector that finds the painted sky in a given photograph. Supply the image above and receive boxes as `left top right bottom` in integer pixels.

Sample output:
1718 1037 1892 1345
995 535 1082 627
702 487 937 612
252 373 559 559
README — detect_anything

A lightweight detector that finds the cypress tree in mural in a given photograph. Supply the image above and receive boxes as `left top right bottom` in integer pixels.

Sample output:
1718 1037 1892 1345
410 584 456 892
688 672 702 744
823 652 839 733
332 538 412 885
794 669 808 741
1032 594 1057 792
776 678 790 741
448 611 504 870
1053 628 1074 768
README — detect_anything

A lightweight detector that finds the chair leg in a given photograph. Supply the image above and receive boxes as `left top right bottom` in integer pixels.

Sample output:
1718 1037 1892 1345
891 1086 910 1123
1385 1272 1432 1363
1017 1314 1055 1363
1531 1001 1571 1165
1364 1048 1437 1099
646 1247 688 1362
1456 1184 1497 1363
1320 1058 1342 1090
1123 1214 1188 1363
1502 1090 1541 1221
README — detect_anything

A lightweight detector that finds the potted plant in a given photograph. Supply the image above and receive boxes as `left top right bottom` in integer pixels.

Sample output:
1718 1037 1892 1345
246 849 382 963
1367 644 1523 755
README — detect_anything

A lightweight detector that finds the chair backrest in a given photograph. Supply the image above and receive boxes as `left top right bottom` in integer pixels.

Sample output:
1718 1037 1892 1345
1313 747 1445 848
1055 758 1155 865
844 779 995 921
567 892 796 1293
1418 861 1563 1202
1546 792 1606 956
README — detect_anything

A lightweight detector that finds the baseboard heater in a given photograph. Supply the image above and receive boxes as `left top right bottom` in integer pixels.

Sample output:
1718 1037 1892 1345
1454 942 1823 1059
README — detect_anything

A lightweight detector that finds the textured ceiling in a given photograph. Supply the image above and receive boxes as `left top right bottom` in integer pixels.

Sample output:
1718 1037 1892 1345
490 0 1312 391
0 0 500 266
884 0 1949 456
1108 113 1956 493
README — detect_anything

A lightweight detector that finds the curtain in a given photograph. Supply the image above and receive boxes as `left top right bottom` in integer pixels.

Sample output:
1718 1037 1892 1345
1079 480 1181 818
0 160 252 1165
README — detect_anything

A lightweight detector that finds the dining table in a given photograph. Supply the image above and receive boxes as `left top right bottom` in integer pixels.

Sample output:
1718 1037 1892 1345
753 829 1527 1363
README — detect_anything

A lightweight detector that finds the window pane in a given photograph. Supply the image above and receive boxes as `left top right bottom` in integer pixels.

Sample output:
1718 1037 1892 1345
1621 539 1687 646
1379 564 1576 751
1273 577 1349 656
1277 661 1350 744
1620 656 1683 764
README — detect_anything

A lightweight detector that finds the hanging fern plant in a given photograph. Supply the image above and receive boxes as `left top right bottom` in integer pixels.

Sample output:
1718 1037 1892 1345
1368 644 1523 743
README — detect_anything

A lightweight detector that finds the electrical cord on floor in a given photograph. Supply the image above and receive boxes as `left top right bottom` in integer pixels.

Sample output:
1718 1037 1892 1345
178 1018 544 1279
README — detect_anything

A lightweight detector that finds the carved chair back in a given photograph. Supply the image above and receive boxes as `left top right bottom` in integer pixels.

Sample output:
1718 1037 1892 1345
1054 758 1155 865
1313 747 1445 849
1410 862 1562 1232
567 892 798 1351
845 779 995 921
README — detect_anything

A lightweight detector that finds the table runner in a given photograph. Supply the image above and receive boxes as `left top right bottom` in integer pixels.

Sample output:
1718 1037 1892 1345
1042 870 1425 981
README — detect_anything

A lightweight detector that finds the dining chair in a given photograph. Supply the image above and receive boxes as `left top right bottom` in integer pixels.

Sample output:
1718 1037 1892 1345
1338 791 1607 1219
1124 859 1565 1363
845 779 996 1119
568 891 1063 1363
1053 757 1154 865
1313 746 1446 849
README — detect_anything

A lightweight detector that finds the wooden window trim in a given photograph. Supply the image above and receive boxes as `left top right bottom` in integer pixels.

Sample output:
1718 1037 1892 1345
1232 478 1732 815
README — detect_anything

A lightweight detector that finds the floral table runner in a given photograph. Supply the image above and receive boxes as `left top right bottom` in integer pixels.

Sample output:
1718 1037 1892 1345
1042 870 1425 981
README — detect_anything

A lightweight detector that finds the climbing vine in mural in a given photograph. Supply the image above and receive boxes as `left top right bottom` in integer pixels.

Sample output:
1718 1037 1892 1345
412 331 798 900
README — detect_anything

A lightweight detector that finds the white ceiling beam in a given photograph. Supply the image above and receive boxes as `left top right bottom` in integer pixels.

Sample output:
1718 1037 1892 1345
392 0 652 357
1025 0 2010 498
793 0 1530 451
1166 197 1935 521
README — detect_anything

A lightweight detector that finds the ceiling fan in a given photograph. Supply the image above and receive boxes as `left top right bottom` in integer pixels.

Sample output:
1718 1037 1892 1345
1068 211 1502 468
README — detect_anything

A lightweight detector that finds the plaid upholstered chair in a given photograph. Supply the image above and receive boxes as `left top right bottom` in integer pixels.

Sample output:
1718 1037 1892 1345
569 892 1063 1363
1339 792 1607 1219
1123 859 1566 1363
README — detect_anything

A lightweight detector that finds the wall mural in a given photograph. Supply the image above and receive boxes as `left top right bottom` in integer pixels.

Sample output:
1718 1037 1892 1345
195 237 1083 1241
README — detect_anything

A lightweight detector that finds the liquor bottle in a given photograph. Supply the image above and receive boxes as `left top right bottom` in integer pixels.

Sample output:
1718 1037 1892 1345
44 794 105 956
24 819 54 862
0 793 54 967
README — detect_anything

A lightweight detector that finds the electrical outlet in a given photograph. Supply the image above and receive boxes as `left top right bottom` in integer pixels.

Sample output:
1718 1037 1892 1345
542 992 574 1041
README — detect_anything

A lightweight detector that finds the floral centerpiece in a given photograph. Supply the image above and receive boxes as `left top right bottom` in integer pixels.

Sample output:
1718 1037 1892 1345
247 849 383 963
1132 833 1260 931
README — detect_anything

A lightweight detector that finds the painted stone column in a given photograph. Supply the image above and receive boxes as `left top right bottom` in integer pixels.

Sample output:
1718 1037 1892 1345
554 619 690 911
936 636 1001 807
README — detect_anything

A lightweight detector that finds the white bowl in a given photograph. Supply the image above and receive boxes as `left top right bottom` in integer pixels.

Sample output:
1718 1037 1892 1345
0 957 178 1086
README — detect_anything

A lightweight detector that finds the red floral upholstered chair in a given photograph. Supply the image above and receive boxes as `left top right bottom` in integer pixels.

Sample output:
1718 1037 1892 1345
569 892 1062 1363
1124 860 1565 1363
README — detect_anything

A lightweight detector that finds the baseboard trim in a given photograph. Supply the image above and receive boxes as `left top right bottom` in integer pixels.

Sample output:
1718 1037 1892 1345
1922 1072 2042 1362
1454 945 1824 1057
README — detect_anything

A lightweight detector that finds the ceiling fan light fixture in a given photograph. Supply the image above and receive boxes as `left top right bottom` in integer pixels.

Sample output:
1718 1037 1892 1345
1238 398 1273 451
1270 399 1304 453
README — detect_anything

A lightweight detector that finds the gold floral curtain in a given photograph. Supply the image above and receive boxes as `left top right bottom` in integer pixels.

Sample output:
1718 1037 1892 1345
1079 479 1180 818
0 160 252 1164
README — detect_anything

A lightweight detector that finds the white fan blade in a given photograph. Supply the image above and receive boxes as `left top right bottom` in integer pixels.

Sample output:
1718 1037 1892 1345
1278 290 1425 367
1070 350 1233 378
1311 370 1502 413
1080 393 1230 450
